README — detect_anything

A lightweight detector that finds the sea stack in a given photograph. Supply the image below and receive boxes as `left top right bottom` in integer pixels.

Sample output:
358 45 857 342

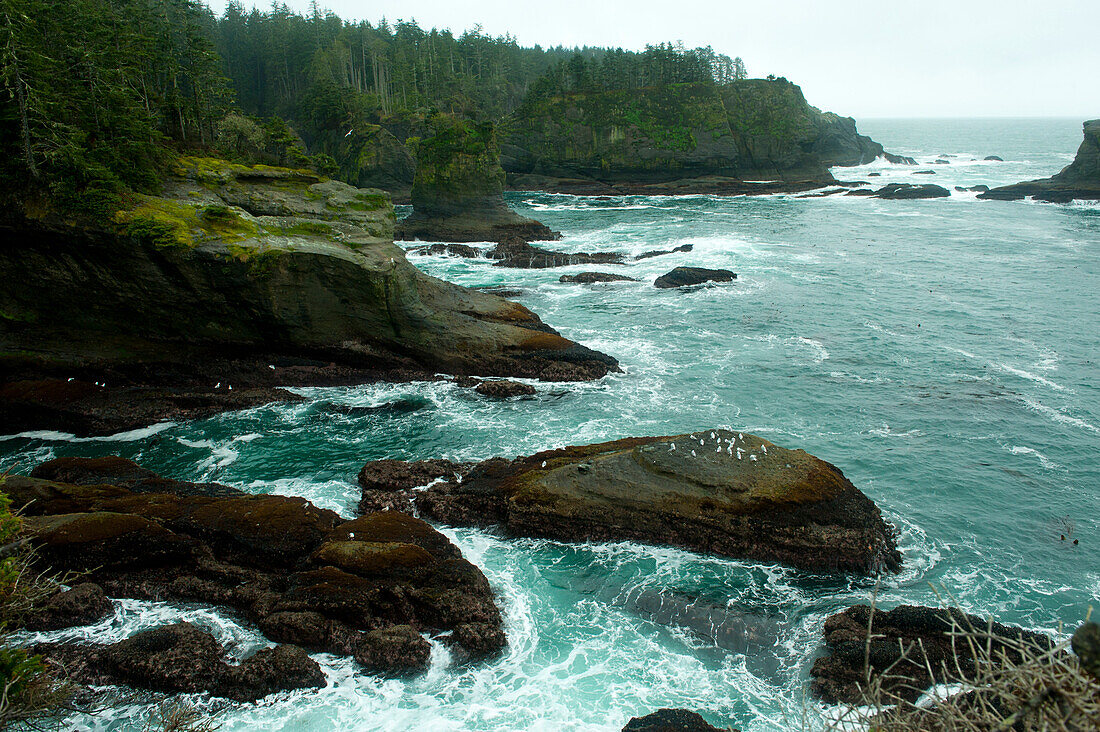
981 119 1100 202
396 115 559 242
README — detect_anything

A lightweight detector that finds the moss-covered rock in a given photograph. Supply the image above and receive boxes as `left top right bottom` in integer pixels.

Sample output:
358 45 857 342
0 155 617 435
396 115 559 242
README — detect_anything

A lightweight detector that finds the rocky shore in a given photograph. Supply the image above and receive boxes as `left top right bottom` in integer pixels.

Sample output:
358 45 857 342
0 157 617 436
9 457 506 688
358 430 901 574
981 119 1100 202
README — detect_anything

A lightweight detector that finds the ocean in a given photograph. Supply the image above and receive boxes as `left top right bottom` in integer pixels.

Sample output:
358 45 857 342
4 117 1098 731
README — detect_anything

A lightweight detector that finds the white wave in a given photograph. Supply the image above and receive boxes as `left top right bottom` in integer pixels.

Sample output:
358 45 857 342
1019 396 1100 436
995 363 1068 392
1006 445 1060 470
796 337 829 363
0 421 176 443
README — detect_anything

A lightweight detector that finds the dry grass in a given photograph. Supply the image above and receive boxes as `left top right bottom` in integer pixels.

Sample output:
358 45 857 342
822 594 1099 732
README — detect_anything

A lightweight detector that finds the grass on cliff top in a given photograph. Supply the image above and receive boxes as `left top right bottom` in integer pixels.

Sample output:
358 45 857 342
113 198 261 249
173 156 322 186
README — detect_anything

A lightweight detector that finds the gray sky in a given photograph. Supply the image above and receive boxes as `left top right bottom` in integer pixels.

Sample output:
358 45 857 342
206 0 1099 119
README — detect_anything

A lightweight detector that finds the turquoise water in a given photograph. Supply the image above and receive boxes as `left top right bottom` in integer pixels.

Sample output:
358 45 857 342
4 119 1099 731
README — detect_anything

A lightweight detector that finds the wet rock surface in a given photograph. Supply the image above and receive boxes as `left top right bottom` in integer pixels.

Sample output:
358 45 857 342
487 236 625 269
981 120 1100 202
654 267 737 288
870 183 951 199
559 272 639 284
474 379 537 398
634 244 694 260
622 708 730 731
36 622 325 701
810 604 1053 704
358 431 901 574
8 460 505 676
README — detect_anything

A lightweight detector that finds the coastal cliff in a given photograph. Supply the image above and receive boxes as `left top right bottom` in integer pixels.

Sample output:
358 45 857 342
501 79 911 194
981 119 1100 202
0 157 617 435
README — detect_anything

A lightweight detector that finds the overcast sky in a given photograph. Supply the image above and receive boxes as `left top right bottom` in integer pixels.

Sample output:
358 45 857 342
205 0 1099 119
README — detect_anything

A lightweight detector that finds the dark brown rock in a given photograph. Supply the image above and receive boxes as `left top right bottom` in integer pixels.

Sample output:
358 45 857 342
368 431 900 574
654 267 736 289
810 604 1054 705
353 625 432 674
872 183 950 199
37 622 324 702
622 709 728 731
487 236 624 269
559 272 639 284
23 583 113 631
634 244 694 261
32 456 244 498
10 461 506 671
409 242 483 258
357 459 467 514
475 380 536 398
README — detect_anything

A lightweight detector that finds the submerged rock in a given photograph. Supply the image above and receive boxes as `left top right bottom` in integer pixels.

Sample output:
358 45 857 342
654 267 736 288
7 460 505 674
359 431 901 574
559 272 639 284
634 244 694 260
37 622 325 702
487 236 624 269
395 115 558 243
984 155 1004 161
872 183 951 199
474 379 536 398
622 708 729 732
0 156 617 436
810 604 1053 705
981 120 1100 202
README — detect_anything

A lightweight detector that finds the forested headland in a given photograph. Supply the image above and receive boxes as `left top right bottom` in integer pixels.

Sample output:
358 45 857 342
0 0 748 213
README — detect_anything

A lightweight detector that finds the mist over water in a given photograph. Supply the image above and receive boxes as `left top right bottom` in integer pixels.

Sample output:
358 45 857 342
4 119 1099 731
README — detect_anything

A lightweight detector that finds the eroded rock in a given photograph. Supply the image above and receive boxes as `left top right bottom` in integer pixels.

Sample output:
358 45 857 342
359 431 901 574
654 267 736 289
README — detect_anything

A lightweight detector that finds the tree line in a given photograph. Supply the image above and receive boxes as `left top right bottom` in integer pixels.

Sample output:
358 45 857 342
0 0 749 211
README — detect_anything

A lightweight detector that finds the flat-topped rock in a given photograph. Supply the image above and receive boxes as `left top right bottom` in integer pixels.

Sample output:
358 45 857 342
654 267 736 288
559 272 639 284
358 431 901 574
872 183 950 199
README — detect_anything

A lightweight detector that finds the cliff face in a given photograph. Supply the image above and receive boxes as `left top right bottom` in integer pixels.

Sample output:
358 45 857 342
395 117 558 242
502 79 907 191
0 157 617 434
318 124 416 202
981 119 1100 202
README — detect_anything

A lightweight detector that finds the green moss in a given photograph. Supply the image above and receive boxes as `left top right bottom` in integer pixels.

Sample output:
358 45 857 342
114 196 262 249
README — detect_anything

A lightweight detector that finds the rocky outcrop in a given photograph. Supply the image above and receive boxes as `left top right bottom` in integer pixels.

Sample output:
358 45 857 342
0 157 617 436
474 379 536 398
654 267 736 288
559 272 638 284
24 583 114 631
487 237 624 269
622 709 729 732
356 431 901 574
7 459 505 674
319 124 416 202
981 120 1100 202
504 79 911 194
395 116 558 242
849 183 950 200
635 244 694 260
810 604 1053 704
36 622 325 702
